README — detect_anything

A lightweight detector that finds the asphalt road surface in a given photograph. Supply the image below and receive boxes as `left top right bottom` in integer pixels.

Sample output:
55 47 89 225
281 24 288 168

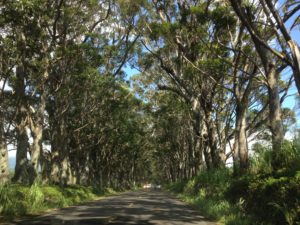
7 190 217 225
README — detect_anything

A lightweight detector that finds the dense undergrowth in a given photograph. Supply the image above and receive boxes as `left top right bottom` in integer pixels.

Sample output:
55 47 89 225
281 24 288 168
166 161 300 225
166 169 300 225
0 183 118 219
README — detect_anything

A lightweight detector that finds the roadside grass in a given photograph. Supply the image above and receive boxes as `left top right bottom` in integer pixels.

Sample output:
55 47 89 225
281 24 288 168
165 169 265 225
165 138 300 225
0 183 118 219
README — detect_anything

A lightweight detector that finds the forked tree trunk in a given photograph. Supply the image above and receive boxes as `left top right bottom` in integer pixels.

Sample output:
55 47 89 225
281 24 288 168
229 0 284 171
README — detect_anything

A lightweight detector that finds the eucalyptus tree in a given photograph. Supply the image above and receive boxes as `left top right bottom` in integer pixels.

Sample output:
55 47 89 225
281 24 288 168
153 91 196 181
0 91 9 184
1 0 147 186
1 1 33 183
44 0 145 186
133 0 240 170
0 9 14 183
222 21 261 174
228 0 296 169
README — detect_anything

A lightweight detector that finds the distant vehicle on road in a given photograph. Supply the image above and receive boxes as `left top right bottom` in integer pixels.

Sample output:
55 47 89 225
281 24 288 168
143 183 161 190
143 183 152 189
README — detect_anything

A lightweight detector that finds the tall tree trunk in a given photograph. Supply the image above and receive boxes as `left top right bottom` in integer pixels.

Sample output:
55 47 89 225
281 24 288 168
232 130 240 175
203 132 212 170
202 125 212 170
229 0 284 171
268 66 284 169
0 76 9 184
29 88 46 181
259 49 284 170
29 62 48 182
30 125 42 176
205 114 221 169
13 66 31 184
237 106 249 173
49 109 61 184
191 98 203 174
0 122 9 184
40 150 51 183
50 116 71 186
201 94 224 169
233 99 249 175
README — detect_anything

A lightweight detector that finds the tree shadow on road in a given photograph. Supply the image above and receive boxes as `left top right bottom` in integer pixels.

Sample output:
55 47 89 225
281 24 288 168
12 190 216 225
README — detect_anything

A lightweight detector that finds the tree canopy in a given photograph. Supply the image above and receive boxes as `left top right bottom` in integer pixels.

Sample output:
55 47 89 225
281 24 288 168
0 0 300 189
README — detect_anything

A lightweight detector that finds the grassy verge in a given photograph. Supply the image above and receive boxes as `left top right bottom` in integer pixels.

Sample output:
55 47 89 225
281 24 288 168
0 183 118 220
165 169 297 225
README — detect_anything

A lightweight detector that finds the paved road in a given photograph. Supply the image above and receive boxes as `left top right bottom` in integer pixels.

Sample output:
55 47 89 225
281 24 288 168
7 190 217 225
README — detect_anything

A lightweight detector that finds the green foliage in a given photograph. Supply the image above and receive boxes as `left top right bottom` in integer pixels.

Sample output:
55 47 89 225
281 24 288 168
229 138 300 224
26 183 45 213
250 143 273 173
251 138 300 174
0 184 116 218
210 6 236 31
183 179 196 196
223 214 260 225
190 5 208 25
42 186 66 208
194 169 231 190
148 22 179 40
167 168 300 225
166 181 186 193
167 169 257 224
193 197 231 219
0 184 27 216
275 140 300 171
226 173 300 225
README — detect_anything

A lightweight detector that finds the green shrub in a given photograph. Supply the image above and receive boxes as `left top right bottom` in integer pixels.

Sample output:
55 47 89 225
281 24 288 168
167 169 241 223
250 143 271 173
168 168 300 225
277 140 300 172
223 213 260 225
226 173 300 225
193 169 232 199
183 179 196 196
166 181 186 193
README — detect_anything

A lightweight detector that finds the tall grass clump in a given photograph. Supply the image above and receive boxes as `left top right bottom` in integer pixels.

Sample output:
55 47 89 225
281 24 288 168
0 183 118 219
0 184 28 216
26 183 45 213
